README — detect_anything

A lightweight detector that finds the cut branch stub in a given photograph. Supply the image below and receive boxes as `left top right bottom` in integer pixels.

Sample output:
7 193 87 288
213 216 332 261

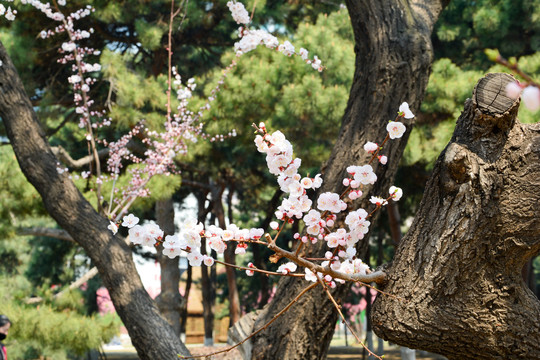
474 72 516 116
372 73 540 360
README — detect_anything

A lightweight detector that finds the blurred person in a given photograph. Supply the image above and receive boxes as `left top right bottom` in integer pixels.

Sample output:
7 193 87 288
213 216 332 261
0 315 10 360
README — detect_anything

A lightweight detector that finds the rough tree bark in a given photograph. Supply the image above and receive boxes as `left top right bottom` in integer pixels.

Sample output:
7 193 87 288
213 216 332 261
250 1 448 359
0 42 191 359
372 73 540 359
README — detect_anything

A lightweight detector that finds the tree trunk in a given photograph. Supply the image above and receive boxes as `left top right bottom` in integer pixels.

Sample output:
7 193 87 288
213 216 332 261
372 73 540 359
197 191 216 346
0 42 191 359
180 265 193 341
155 198 183 336
213 183 241 326
250 1 448 359
252 189 282 307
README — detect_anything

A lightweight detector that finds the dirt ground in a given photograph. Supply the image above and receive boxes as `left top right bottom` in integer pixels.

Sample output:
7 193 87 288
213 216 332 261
326 346 447 360
105 345 447 360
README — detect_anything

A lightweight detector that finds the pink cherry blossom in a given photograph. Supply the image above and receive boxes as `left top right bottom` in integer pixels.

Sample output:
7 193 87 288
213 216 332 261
164 247 182 259
128 225 146 245
522 86 540 111
246 262 255 276
277 262 298 274
505 81 522 99
354 165 377 185
187 252 203 267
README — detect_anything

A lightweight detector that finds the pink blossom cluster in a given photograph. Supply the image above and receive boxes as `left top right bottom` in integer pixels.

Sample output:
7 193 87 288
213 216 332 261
506 81 540 111
105 125 143 176
250 119 407 282
106 67 237 217
3 0 70 22
21 0 67 21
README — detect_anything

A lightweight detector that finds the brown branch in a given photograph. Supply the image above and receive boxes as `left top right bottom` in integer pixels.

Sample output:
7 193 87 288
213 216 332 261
26 266 99 304
52 145 109 169
18 227 75 242
213 259 304 278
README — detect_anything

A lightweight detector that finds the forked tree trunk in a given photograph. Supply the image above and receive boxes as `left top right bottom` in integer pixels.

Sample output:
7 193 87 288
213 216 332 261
0 42 191 359
250 1 448 359
372 73 540 359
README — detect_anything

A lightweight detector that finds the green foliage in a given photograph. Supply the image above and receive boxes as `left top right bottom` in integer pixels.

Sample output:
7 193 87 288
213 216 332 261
25 237 78 288
421 58 483 119
0 273 120 359
0 147 45 234
1 299 119 358
434 0 540 68
100 49 168 128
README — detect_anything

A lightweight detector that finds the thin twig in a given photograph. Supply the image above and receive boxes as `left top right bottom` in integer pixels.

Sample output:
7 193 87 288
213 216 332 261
214 259 304 277
318 278 383 360
354 280 402 302
178 282 319 359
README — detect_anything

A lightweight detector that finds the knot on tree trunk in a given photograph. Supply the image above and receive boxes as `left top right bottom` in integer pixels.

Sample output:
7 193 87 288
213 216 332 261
372 73 540 360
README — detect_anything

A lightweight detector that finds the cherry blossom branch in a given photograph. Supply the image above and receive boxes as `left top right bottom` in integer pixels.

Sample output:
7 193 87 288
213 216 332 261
56 4 103 210
166 0 184 125
221 237 393 297
177 281 319 359
485 50 540 111
18 227 74 242
368 133 389 165
26 267 99 305
265 235 386 284
486 49 539 87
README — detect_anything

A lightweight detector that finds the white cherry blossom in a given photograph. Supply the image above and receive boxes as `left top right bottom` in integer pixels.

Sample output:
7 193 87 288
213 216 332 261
399 102 415 119
389 186 403 201
122 213 139 228
387 121 406 139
